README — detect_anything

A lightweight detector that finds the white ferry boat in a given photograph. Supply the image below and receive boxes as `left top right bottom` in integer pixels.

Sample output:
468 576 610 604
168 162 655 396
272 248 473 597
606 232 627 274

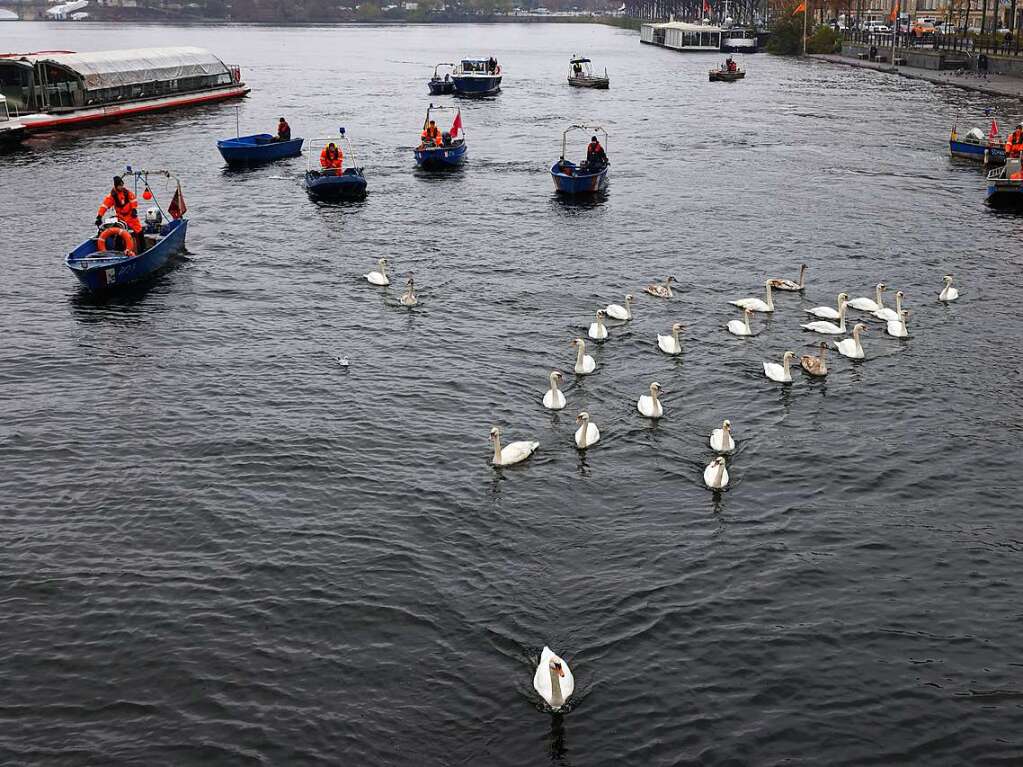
640 21 759 53
721 27 759 53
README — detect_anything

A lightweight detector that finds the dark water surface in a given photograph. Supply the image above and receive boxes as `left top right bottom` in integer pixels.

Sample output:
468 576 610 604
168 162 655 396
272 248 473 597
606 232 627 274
3 21 1023 765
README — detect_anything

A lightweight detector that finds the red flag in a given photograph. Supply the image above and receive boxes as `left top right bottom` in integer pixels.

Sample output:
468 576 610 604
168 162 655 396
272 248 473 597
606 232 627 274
168 184 187 220
450 111 462 138
888 0 898 23
793 1 805 12
989 118 1000 141
703 0 710 13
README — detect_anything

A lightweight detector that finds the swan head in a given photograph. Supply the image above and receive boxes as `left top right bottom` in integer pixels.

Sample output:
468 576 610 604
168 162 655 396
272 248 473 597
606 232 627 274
378 258 388 269
711 456 726 468
650 382 662 395
575 411 590 424
838 292 848 301
625 293 635 303
722 419 731 432
943 274 954 283
877 282 887 291
672 322 684 333
571 337 583 348
852 323 868 336
489 426 500 441
743 308 753 317
818 341 828 353
801 263 808 271
596 309 606 320
549 659 566 677
549 370 564 385
666 276 676 284
783 351 796 362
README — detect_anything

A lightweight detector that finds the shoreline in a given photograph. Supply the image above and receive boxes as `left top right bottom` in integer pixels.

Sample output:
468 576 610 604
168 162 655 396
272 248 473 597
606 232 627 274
1 15 643 29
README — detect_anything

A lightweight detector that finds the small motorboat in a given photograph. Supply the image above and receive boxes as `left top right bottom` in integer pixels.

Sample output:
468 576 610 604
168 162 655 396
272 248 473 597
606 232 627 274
65 169 188 292
452 57 502 97
985 157 1023 208
217 133 303 166
709 57 745 82
305 127 368 200
949 121 1006 165
428 63 456 95
568 56 609 89
551 125 609 195
414 103 466 170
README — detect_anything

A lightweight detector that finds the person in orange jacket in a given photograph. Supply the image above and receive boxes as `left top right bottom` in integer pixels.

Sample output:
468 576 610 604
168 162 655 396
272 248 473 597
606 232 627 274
320 142 344 172
95 175 144 252
421 119 442 147
1006 122 1023 158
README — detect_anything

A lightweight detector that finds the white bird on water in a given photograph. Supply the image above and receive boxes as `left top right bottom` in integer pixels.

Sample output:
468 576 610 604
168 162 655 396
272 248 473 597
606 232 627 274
727 308 756 337
588 310 608 341
846 282 886 312
574 411 600 449
939 274 959 302
364 258 389 286
769 263 808 292
657 323 684 355
489 426 538 467
704 456 729 490
644 276 676 298
806 292 848 320
399 277 418 306
533 646 574 711
730 280 775 313
834 323 868 359
542 371 566 410
637 382 663 419
872 290 903 322
763 350 797 383
801 301 847 335
886 309 910 338
800 342 828 377
710 419 735 453
335 355 350 367
571 338 596 375
605 293 634 321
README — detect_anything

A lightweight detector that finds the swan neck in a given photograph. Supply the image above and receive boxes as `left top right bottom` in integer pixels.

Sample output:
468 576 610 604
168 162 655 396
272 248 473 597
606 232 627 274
765 282 773 308
799 264 806 286
783 354 791 374
625 296 632 318
714 462 725 486
549 667 564 708
744 313 751 332
492 435 501 464
576 342 584 365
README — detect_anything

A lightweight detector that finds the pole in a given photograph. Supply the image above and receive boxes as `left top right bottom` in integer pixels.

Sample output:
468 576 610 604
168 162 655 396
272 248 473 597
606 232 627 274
803 0 808 55
891 0 898 65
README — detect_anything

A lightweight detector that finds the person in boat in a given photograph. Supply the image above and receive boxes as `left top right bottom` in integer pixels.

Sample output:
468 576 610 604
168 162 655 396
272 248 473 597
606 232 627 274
320 141 344 174
95 175 144 253
585 135 608 169
275 117 291 142
726 56 737 73
573 60 583 76
421 119 442 147
488 57 498 73
1006 123 1023 158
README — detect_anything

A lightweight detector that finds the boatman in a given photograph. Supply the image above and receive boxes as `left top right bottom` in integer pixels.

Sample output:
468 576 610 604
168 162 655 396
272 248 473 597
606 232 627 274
586 135 608 168
726 56 737 73
320 141 344 173
1006 122 1023 158
95 176 143 253
421 119 442 147
275 117 291 142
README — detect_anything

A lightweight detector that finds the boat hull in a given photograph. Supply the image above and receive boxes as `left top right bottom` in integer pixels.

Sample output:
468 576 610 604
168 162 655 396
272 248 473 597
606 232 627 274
551 162 609 194
414 141 466 169
65 219 187 292
453 75 501 96
986 180 1023 208
950 139 1005 164
709 70 745 82
217 134 303 165
568 76 610 89
305 168 368 199
428 79 455 95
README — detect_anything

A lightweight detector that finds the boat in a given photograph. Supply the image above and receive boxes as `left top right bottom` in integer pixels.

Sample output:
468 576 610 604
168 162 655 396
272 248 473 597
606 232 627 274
428 63 456 95
0 47 249 134
305 127 367 200
985 158 1023 208
949 123 1006 165
217 133 304 166
65 169 188 292
0 94 26 145
452 58 502 97
721 26 759 53
709 59 745 81
641 21 724 52
551 125 609 195
568 56 609 89
414 104 466 170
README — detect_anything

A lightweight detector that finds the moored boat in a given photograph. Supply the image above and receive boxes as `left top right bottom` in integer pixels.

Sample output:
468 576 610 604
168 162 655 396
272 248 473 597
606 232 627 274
65 169 188 292
305 127 367 200
551 125 609 195
452 58 502 97
414 103 466 170
949 123 1006 165
986 158 1023 209
568 56 609 89
217 133 304 166
0 95 26 145
428 63 456 95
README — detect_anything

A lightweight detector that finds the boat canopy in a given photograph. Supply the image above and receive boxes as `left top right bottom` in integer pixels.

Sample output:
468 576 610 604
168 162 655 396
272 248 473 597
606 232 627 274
570 57 592 64
17 47 231 90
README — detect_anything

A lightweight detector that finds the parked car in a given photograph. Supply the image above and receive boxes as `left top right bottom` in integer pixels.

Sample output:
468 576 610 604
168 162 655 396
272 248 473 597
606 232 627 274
912 21 936 38
863 21 891 33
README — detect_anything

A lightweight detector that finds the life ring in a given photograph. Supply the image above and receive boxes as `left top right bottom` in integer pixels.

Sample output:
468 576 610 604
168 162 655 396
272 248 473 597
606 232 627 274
96 226 135 256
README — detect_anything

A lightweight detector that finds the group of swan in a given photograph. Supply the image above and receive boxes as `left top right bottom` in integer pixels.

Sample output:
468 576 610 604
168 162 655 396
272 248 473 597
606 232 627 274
364 257 418 307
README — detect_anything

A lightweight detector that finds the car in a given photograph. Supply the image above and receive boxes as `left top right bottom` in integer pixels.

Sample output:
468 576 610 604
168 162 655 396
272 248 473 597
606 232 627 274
912 21 936 38
863 21 891 33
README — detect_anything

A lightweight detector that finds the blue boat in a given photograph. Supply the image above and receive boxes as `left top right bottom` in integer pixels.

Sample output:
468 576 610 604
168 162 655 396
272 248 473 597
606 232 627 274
949 119 1006 165
65 170 188 292
985 160 1023 209
217 133 304 166
305 127 368 200
414 104 466 170
551 125 609 195
428 63 456 95
452 58 502 97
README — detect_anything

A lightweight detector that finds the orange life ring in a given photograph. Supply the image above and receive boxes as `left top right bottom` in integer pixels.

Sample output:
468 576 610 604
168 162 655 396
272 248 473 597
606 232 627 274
96 226 135 256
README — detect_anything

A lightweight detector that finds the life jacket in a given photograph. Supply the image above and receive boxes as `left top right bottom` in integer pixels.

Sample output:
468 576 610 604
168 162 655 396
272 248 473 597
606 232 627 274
278 120 290 137
422 125 441 145
320 145 343 169
1009 129 1023 155
98 186 138 220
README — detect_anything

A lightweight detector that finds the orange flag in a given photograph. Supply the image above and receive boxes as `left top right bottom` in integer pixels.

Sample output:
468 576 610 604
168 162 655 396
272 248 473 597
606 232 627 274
888 1 899 22
793 1 805 12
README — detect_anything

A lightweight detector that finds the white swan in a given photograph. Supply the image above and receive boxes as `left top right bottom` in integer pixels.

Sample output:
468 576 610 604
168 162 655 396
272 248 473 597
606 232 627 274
710 419 734 453
489 426 538 466
533 646 574 711
763 350 797 383
644 276 676 298
872 290 903 322
801 301 847 334
939 274 959 302
806 292 848 320
605 293 634 321
399 277 418 306
834 323 867 359
637 382 663 419
704 456 729 490
571 338 596 375
886 309 910 338
846 282 886 312
542 371 566 410
768 263 808 292
727 308 755 337
574 411 600 449
588 310 608 341
364 258 389 286
657 323 684 355
730 280 774 313
800 342 828 377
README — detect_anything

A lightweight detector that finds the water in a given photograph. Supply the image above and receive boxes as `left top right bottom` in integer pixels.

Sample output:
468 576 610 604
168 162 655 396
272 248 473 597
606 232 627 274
3 22 1023 765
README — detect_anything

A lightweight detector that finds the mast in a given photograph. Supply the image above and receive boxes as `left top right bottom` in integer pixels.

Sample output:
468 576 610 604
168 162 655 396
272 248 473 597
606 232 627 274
802 0 808 56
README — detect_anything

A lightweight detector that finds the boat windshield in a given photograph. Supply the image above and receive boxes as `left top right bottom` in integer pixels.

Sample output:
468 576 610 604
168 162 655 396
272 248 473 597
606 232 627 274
0 97 9 122
460 60 490 72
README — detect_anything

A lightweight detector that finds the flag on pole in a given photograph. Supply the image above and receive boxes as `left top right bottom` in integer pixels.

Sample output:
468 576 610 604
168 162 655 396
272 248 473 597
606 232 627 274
168 184 187 220
888 0 899 23
703 0 710 14
450 111 462 138
793 2 805 13
989 118 1000 141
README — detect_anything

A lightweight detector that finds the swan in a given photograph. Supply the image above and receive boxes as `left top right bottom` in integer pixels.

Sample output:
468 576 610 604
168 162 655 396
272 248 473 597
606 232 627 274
399 277 418 306
763 350 797 383
727 308 755 337
605 294 634 321
939 274 959 302
846 282 886 312
872 290 903 322
801 301 847 334
704 456 729 490
657 323 684 355
834 323 867 359
571 338 596 375
886 309 910 338
364 258 389 286
768 263 808 292
574 411 600 449
710 419 735 453
588 310 608 341
644 276 676 298
542 371 566 410
730 280 774 313
637 382 663 419
800 342 828 376
533 646 574 711
806 292 849 320
489 426 538 466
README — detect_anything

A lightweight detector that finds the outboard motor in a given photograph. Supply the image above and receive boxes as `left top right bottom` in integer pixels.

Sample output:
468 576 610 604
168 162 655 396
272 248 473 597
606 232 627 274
144 207 163 234
442 131 452 147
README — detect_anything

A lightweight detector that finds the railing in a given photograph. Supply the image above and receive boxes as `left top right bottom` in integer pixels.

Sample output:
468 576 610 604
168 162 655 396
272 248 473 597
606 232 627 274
843 28 1023 57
